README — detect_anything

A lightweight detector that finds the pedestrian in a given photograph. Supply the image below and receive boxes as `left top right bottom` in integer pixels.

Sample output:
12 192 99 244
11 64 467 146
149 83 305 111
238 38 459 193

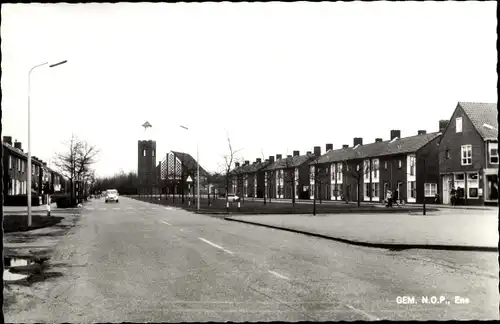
450 187 456 206
386 189 393 207
393 188 400 207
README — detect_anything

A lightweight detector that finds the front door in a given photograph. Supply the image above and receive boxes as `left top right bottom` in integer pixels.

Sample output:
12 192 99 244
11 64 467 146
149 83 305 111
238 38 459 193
485 175 499 201
442 175 453 204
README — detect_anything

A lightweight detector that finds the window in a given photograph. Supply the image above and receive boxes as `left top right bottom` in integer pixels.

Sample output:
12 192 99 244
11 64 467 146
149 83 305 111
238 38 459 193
398 160 402 168
490 143 499 164
373 159 379 179
152 150 155 157
143 150 146 157
384 161 387 170
445 149 450 160
456 117 462 133
461 145 472 165
17 159 21 171
365 183 370 197
467 173 479 198
425 183 438 197
364 160 370 179
372 183 379 197
408 181 416 198
409 156 415 176
9 156 12 169
338 163 343 182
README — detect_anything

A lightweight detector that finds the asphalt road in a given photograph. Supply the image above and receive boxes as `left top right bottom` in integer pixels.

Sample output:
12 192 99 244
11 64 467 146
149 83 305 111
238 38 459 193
5 196 498 322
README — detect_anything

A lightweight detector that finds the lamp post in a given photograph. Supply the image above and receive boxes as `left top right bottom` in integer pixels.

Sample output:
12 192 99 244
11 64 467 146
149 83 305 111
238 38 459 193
27 60 67 227
180 125 200 210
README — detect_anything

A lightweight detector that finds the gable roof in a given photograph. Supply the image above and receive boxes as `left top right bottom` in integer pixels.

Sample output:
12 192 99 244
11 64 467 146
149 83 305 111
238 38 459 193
231 160 270 175
2 142 44 166
171 151 209 177
458 102 498 140
313 132 441 164
263 154 314 171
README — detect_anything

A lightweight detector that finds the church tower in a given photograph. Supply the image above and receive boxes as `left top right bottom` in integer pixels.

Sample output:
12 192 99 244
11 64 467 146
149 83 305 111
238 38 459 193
137 122 156 195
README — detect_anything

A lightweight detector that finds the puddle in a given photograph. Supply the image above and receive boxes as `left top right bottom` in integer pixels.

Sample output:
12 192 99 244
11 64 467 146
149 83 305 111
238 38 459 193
3 269 29 281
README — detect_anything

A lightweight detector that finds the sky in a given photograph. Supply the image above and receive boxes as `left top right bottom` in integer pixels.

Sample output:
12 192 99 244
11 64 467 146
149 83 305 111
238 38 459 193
1 2 497 178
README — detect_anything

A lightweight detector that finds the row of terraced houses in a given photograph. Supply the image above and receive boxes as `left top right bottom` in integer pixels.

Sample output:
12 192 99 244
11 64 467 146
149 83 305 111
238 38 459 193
228 102 498 206
2 136 68 200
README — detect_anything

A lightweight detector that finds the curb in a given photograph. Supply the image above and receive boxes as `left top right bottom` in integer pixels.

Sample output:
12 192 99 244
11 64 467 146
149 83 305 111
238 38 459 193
224 217 498 253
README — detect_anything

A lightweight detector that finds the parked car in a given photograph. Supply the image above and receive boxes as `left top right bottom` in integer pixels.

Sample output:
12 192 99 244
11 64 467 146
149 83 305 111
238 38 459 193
105 189 119 203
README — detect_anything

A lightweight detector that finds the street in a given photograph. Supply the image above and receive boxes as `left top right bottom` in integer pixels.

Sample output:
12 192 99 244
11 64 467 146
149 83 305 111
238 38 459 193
5 197 498 322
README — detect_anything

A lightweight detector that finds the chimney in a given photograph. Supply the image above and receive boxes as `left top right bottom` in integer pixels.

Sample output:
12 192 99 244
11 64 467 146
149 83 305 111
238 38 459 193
293 150 300 157
235 162 240 167
418 130 427 135
342 144 349 149
14 141 22 151
276 154 282 160
3 136 12 145
326 143 333 151
390 130 401 140
256 158 262 163
287 155 292 158
269 156 275 163
439 120 449 133
375 138 383 143
306 151 312 155
313 146 321 156
353 138 363 147
245 160 250 165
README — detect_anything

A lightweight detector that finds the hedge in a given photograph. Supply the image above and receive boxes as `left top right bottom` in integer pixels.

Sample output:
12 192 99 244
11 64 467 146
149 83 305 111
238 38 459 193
5 195 41 207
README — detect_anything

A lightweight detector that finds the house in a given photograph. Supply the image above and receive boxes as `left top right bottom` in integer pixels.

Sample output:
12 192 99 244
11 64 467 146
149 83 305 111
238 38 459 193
159 150 209 196
262 151 314 200
438 102 498 206
229 158 270 198
2 136 44 198
311 129 442 204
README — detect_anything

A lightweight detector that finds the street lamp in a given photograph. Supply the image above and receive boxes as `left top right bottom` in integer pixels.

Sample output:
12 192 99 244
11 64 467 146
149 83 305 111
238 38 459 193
27 60 67 227
180 125 200 210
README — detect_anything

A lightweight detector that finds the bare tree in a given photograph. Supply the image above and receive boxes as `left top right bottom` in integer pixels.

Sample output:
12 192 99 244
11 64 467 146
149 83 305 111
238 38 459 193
309 157 328 215
222 132 242 209
281 153 299 207
54 134 99 204
342 159 372 208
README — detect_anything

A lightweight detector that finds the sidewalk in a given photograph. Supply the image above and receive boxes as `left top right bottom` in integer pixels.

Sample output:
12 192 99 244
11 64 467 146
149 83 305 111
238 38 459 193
3 203 57 214
225 210 498 252
247 197 497 211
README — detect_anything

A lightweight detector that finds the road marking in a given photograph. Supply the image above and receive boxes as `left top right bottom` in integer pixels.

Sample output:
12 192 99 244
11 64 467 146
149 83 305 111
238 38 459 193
198 238 233 255
152 207 157 210
164 207 172 210
346 305 380 321
161 221 172 226
113 207 120 210
268 270 290 280
100 208 107 211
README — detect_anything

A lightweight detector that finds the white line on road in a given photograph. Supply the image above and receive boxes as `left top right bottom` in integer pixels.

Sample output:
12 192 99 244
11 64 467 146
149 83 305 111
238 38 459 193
268 270 290 280
152 207 157 210
179 229 184 232
161 221 172 226
164 207 172 210
113 207 120 210
346 305 380 321
198 238 234 255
